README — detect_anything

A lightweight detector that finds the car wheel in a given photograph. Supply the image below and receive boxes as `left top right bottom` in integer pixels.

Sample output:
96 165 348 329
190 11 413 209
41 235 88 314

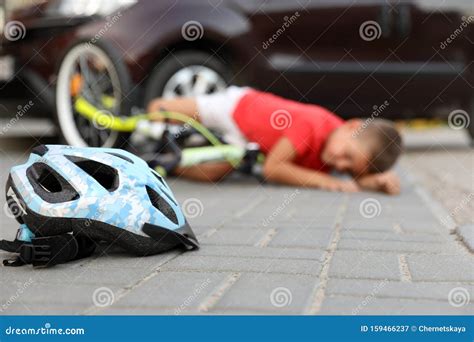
55 40 132 147
144 51 232 105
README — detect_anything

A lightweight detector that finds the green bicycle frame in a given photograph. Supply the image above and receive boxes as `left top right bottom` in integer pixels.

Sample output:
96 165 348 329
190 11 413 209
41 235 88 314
75 97 223 146
74 96 247 169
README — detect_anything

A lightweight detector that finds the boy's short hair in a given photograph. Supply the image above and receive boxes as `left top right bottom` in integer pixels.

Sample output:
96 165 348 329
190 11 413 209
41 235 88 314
360 119 403 174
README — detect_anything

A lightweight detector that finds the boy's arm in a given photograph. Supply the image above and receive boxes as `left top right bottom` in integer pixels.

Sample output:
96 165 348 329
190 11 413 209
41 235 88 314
355 171 400 195
263 137 359 192
147 97 200 123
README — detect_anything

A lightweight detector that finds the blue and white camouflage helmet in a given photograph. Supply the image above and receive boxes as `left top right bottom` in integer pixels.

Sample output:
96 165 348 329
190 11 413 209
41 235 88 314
3 145 198 265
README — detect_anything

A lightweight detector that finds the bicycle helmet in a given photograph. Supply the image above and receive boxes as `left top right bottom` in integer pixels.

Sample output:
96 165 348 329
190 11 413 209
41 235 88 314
0 144 198 267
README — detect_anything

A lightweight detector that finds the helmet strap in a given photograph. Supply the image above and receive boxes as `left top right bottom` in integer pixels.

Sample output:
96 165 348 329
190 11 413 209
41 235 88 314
0 233 96 267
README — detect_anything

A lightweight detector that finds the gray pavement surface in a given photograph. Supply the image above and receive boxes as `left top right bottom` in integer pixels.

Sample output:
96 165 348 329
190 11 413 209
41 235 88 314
0 129 473 315
401 128 473 227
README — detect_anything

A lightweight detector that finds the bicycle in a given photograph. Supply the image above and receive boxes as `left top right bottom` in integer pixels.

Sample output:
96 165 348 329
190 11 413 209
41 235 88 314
59 40 264 178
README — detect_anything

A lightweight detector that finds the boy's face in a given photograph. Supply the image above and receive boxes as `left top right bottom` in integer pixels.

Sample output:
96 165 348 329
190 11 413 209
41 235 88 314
321 120 371 176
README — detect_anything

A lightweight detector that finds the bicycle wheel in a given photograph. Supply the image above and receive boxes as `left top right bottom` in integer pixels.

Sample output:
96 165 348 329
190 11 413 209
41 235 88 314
55 39 132 147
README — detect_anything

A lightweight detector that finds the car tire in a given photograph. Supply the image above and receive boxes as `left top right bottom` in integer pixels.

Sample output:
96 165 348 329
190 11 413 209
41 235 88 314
55 39 133 148
144 50 232 106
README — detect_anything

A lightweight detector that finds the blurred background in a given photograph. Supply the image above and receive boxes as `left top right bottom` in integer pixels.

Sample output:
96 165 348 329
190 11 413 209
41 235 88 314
0 0 472 223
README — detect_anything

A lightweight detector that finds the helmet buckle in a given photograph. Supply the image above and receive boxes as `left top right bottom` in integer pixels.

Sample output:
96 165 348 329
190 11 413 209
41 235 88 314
19 242 52 266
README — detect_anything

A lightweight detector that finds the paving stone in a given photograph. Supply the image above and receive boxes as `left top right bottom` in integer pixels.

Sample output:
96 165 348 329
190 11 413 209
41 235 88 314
326 278 474 301
407 254 474 282
0 283 121 309
202 228 268 246
0 305 90 315
342 208 445 233
456 224 474 252
396 220 446 234
221 221 334 230
337 239 458 253
339 230 446 242
113 271 227 313
0 263 156 286
345 205 435 219
268 228 333 249
341 220 443 234
340 220 399 232
208 308 283 315
100 306 184 315
84 250 178 269
100 305 275 315
329 250 400 280
187 216 229 229
160 255 322 275
194 245 326 261
277 218 337 227
212 273 317 314
319 295 474 315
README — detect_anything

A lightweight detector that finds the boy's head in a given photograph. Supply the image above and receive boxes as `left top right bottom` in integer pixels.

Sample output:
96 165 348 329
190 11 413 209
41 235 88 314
321 118 402 176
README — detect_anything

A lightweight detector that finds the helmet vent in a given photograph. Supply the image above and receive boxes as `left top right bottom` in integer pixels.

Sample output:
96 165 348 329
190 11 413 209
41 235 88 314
152 170 167 186
66 156 119 192
37 167 63 193
26 163 79 203
151 170 177 206
106 152 134 164
146 186 178 224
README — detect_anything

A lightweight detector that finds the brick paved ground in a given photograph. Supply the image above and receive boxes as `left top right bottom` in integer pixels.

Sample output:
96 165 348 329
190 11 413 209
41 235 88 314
0 134 473 315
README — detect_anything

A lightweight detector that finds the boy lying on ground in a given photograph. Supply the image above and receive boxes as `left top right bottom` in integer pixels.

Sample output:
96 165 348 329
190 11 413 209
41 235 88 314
147 86 403 195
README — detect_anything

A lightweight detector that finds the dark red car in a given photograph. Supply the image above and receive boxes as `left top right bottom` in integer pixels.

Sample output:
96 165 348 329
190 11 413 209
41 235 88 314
1 0 473 147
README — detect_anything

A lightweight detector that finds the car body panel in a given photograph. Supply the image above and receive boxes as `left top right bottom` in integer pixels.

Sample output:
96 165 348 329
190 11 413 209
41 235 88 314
1 0 472 121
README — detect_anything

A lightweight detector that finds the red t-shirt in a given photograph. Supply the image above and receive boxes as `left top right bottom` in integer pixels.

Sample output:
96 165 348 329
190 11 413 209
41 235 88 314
232 90 343 172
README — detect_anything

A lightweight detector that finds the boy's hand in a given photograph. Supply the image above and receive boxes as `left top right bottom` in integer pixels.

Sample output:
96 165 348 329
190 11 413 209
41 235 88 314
356 171 400 195
264 137 361 192
321 179 360 193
